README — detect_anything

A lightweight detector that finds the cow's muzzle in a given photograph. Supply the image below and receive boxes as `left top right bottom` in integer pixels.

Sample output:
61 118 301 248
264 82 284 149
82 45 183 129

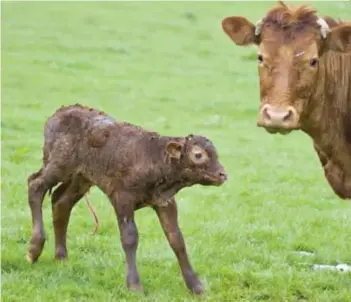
257 104 300 134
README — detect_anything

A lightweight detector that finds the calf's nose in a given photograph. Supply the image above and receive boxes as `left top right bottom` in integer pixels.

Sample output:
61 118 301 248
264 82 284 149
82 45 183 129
259 104 298 128
218 170 228 181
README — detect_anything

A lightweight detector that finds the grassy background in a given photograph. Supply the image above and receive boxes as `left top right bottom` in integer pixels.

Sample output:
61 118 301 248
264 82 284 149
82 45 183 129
2 1 351 301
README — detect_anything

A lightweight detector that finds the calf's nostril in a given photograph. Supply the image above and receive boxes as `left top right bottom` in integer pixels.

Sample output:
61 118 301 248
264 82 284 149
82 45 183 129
218 172 228 180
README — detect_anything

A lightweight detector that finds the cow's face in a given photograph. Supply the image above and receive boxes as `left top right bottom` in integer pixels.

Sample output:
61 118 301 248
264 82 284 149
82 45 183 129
222 2 351 135
255 28 321 134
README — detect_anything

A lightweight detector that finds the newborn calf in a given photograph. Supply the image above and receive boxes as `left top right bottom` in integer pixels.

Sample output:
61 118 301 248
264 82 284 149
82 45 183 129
27 104 228 294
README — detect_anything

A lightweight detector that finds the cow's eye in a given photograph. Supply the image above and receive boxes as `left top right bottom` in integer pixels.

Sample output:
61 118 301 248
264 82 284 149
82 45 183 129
310 58 318 67
258 54 263 64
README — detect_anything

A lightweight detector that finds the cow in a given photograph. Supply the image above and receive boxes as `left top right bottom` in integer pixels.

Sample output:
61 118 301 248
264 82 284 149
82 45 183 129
26 104 228 294
221 1 351 199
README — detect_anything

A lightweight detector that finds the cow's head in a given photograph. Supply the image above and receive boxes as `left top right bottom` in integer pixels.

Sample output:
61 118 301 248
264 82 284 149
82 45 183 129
222 1 351 134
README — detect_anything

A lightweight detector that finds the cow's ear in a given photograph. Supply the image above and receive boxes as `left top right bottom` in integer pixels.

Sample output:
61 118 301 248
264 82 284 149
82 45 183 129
324 24 351 52
222 16 259 46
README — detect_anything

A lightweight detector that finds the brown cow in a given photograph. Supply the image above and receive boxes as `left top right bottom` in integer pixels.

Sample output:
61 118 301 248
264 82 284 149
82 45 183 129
26 104 228 294
222 1 351 198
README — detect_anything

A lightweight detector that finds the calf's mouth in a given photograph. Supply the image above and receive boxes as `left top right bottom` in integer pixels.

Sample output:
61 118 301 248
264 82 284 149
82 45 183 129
202 171 228 186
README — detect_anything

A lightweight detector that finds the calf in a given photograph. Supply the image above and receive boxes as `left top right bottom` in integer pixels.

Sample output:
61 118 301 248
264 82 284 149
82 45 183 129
26 104 228 294
222 1 351 198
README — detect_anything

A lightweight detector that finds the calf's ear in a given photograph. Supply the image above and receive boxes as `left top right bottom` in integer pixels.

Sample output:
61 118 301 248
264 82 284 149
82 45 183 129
166 141 183 159
325 24 351 52
222 16 258 46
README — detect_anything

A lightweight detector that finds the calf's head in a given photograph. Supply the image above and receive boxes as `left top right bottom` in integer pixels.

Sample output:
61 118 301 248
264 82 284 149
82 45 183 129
222 1 351 134
165 134 228 186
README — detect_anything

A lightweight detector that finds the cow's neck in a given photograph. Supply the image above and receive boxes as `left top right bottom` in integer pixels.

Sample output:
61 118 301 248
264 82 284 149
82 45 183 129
303 50 351 164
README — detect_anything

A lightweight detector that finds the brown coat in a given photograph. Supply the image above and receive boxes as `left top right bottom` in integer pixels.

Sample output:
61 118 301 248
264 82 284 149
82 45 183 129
222 1 351 198
26 104 227 295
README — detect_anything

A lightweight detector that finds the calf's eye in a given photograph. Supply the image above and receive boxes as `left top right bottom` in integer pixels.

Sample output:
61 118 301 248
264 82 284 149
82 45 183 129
258 54 263 64
195 152 202 159
310 58 318 67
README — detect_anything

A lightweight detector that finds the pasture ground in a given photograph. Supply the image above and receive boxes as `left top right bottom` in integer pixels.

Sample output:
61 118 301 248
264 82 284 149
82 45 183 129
2 1 351 301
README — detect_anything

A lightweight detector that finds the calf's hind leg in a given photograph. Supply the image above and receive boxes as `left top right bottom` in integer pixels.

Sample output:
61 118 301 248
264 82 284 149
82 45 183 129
51 177 92 260
27 165 60 263
153 198 204 295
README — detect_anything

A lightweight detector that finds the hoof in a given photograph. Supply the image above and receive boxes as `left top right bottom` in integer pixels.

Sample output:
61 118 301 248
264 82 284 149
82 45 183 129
55 255 68 261
191 283 205 295
26 244 44 263
27 233 46 263
55 247 67 260
128 284 144 293
26 252 38 264
184 272 205 295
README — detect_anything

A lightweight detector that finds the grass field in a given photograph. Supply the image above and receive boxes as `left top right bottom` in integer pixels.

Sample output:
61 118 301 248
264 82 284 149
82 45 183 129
2 1 351 301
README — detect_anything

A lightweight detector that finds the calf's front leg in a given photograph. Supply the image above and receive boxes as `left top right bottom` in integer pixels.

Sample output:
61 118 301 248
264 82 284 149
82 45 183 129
109 192 142 293
154 197 204 295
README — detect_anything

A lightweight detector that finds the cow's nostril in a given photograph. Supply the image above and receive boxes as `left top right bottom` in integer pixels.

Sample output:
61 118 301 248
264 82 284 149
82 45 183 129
283 109 293 121
263 107 271 120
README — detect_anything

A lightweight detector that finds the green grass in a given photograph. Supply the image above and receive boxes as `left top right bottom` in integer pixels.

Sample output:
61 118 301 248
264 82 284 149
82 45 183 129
2 1 351 301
